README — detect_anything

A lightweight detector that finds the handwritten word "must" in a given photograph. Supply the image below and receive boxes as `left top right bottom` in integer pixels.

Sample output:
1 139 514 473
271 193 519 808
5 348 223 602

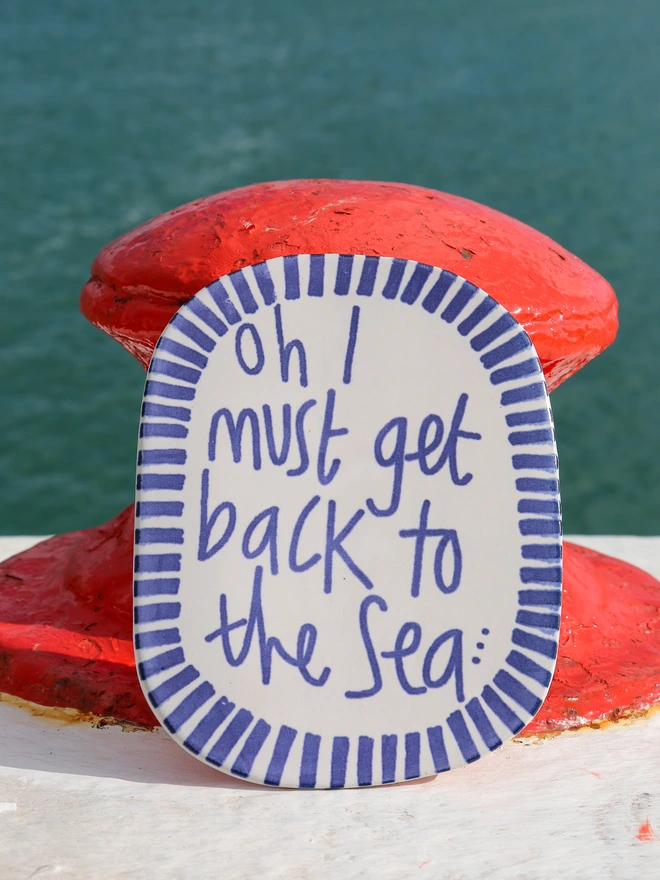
206 390 481 501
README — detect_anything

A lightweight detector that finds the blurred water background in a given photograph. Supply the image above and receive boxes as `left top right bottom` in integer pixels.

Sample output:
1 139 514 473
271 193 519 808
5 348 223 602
1 0 658 535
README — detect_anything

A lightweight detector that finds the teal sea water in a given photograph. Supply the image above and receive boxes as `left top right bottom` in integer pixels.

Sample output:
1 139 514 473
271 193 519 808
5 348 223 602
1 0 658 536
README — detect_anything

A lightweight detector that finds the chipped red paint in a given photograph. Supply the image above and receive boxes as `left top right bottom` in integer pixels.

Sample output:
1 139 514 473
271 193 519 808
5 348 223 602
1 178 656 734
636 821 657 842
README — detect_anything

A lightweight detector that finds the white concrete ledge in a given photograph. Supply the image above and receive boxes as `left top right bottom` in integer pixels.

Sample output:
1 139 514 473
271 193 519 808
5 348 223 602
1 536 660 879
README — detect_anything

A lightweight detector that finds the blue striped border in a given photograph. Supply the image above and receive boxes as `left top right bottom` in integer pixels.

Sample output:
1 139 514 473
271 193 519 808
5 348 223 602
135 254 561 788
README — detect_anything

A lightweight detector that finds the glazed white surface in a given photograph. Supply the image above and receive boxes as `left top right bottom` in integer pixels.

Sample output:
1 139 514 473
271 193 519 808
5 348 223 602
1 535 659 879
133 256 562 786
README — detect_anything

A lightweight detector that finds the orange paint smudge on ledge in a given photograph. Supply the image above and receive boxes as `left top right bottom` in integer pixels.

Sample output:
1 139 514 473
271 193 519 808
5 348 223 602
636 820 657 842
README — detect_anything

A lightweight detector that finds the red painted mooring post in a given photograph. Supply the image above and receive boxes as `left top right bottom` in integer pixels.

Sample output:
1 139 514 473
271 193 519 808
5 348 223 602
1 179 658 733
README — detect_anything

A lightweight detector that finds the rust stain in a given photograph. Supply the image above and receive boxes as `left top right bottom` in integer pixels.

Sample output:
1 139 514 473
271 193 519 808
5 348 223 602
516 701 660 742
0 691 151 733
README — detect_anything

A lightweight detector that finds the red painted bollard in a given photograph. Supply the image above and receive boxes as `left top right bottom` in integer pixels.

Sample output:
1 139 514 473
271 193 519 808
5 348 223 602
0 180 657 735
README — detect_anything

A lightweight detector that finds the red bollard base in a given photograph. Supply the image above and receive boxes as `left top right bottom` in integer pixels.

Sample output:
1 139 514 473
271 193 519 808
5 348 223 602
0 511 659 735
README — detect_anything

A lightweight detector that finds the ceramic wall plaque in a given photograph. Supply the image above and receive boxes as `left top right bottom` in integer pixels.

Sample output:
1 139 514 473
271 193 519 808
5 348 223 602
133 254 562 788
